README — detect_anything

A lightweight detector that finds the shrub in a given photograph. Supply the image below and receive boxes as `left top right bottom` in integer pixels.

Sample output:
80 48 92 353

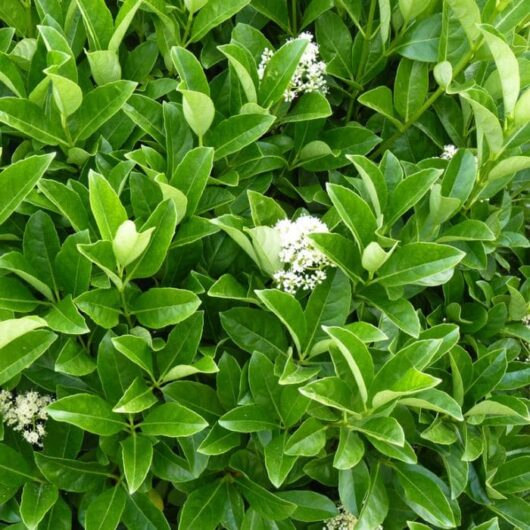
0 0 529 529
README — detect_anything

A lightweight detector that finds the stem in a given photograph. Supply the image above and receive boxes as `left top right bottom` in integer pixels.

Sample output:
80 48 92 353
356 0 377 81
290 0 297 35
181 11 193 46
117 267 133 328
370 48 477 160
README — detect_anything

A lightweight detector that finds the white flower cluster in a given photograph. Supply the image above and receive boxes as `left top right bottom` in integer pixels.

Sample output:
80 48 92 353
324 506 383 530
440 144 458 160
0 390 53 447
273 215 334 293
522 314 530 326
258 32 328 102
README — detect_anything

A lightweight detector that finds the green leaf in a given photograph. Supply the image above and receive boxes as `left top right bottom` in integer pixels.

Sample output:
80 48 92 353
75 0 114 49
333 428 365 470
0 330 57 385
358 86 402 128
446 0 481 42
55 338 96 377
0 315 47 349
0 153 55 225
277 490 337 522
122 493 170 530
197 424 240 456
191 0 251 42
20 482 59 530
400 389 463 421
309 232 364 283
460 90 504 155
38 179 90 232
127 200 178 280
219 404 279 432
327 183 377 250
48 73 83 117
362 285 420 337
491 456 530 494
441 149 477 203
304 269 351 353
220 307 288 359
347 155 387 219
112 335 154 375
255 289 307 353
121 435 153 494
47 393 126 436
45 295 90 335
171 46 209 94
258 38 308 107
282 92 332 123
207 114 275 160
179 480 226 530
370 340 442 408
356 463 389 530
140 403 208 437
69 80 137 142
354 417 405 446
35 454 111 493
300 376 358 413
235 475 296 521
109 0 145 52
88 171 128 241
375 243 465 287
479 24 520 118
324 326 374 404
170 146 213 217
113 377 158 414
130 287 201 329
0 443 35 487
55 231 92 297
264 433 298 488
75 288 122 329
0 276 39 313
218 42 258 103
0 98 67 147
180 89 215 138
252 0 289 31
23 210 60 294
85 486 127 530
489 497 530 530
385 169 441 227
394 463 456 528
0 251 54 301
394 59 429 122
285 417 326 457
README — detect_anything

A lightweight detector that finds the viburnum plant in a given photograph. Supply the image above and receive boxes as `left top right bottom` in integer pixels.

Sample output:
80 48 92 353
0 0 529 529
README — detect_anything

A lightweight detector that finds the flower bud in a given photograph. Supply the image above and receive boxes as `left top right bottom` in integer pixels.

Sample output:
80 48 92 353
184 0 208 14
434 61 452 89
362 241 392 274
112 220 154 268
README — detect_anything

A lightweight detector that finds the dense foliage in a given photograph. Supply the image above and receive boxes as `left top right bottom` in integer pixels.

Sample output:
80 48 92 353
0 0 529 529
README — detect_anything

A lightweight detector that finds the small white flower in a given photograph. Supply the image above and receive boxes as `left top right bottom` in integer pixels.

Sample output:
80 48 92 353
324 506 382 530
273 215 334 293
0 389 54 447
522 314 530 326
440 144 458 160
258 32 328 102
